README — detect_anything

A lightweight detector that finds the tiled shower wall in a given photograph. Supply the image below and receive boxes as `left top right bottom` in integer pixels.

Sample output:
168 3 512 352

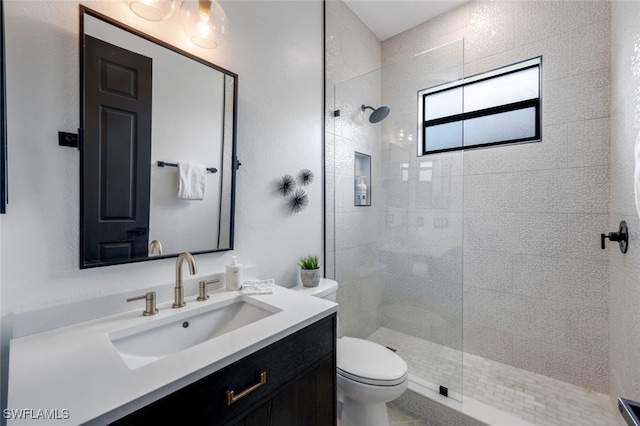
610 0 640 409
381 1 611 392
327 0 612 394
325 0 384 338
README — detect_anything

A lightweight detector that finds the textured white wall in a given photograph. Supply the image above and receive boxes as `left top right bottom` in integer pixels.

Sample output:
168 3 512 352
382 1 611 392
0 0 323 315
610 0 640 408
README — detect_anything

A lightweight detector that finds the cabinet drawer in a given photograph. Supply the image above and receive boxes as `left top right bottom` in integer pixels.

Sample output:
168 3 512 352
234 354 336 426
112 314 336 425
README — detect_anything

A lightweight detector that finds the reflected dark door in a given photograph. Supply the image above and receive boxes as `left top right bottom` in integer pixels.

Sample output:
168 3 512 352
82 35 152 266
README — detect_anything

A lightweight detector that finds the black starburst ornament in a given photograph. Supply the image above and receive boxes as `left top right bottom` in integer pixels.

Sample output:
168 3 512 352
278 174 296 196
299 169 314 186
289 189 309 213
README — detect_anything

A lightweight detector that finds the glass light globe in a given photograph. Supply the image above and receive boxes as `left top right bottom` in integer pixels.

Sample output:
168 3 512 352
127 0 176 21
180 0 228 49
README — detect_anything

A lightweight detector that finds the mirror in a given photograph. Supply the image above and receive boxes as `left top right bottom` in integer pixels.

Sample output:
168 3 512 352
79 6 237 268
0 0 6 214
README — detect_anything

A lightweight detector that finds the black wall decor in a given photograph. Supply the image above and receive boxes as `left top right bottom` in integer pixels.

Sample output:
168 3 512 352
299 168 314 186
278 174 296 196
289 189 309 213
276 169 315 213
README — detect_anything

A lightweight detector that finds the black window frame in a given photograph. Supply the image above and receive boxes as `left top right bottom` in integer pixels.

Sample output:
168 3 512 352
418 57 542 156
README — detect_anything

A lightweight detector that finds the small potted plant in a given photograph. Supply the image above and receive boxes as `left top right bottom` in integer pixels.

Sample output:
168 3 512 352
299 254 321 287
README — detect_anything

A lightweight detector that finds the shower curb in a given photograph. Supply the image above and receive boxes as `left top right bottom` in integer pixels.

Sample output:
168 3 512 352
389 376 536 426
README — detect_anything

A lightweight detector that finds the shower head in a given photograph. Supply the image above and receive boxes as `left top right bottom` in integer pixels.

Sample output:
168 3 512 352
361 104 390 124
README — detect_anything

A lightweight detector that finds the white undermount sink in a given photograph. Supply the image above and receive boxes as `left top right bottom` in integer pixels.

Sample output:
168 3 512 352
109 296 280 369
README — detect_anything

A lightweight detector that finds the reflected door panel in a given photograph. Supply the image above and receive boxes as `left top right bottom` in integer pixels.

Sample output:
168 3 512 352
82 35 152 264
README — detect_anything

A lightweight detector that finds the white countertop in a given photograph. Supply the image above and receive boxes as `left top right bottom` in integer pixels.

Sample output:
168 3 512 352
7 286 337 425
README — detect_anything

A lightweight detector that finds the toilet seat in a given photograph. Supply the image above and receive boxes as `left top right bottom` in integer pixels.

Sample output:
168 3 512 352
337 337 408 386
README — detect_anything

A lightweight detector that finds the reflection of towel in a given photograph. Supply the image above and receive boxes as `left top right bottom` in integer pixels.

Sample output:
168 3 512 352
177 162 206 200
241 279 275 295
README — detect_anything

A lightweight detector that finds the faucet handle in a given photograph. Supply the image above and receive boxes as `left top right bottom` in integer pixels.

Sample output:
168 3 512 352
127 291 158 316
197 279 221 301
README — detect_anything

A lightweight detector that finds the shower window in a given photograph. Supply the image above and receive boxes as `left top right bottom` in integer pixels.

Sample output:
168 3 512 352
418 56 541 155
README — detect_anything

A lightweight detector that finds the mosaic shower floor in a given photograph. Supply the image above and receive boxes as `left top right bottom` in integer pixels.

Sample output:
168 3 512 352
369 327 620 426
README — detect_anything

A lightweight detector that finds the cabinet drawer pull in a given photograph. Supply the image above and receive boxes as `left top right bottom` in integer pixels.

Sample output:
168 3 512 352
226 371 267 406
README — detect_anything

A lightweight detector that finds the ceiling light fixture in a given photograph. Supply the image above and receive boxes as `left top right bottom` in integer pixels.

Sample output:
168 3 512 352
126 0 176 21
180 0 228 49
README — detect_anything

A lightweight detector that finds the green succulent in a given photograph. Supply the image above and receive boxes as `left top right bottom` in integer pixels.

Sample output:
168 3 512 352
299 255 320 270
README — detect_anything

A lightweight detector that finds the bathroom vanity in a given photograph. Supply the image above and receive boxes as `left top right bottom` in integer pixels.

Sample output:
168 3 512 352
113 314 335 425
7 286 337 425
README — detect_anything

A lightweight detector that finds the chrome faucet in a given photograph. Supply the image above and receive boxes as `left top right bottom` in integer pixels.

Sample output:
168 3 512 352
173 252 197 308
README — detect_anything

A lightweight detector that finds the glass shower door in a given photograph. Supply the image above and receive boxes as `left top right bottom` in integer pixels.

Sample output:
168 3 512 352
328 39 465 401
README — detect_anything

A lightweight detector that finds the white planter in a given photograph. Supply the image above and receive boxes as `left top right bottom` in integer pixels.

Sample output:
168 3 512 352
300 268 321 287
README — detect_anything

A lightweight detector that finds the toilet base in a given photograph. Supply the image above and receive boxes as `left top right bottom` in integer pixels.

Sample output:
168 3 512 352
336 370 408 426
339 395 390 426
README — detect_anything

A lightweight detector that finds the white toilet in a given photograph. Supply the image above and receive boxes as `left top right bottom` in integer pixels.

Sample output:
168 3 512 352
293 278 408 426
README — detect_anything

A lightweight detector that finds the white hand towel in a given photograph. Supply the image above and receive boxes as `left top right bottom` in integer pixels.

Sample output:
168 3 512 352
241 279 275 295
177 162 207 200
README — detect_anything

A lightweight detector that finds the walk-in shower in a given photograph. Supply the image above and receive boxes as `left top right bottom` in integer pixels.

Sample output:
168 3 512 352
326 37 618 425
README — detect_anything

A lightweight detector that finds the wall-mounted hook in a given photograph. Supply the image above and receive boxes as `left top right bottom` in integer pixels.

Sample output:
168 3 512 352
601 220 629 253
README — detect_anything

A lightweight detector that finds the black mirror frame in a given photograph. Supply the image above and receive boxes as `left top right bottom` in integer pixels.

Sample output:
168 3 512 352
78 6 239 268
0 0 7 214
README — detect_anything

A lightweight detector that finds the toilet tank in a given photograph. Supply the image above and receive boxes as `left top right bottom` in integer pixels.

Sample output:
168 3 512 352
294 278 338 302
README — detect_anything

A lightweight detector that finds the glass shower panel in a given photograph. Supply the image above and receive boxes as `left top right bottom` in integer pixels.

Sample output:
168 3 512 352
330 68 386 340
330 39 464 402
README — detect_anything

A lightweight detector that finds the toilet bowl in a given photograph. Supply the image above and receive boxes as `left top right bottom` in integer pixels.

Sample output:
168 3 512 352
292 279 408 426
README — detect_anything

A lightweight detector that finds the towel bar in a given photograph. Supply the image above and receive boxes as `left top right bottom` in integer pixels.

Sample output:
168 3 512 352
157 161 217 173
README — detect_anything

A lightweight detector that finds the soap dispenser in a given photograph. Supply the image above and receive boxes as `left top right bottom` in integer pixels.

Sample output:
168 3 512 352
226 256 243 290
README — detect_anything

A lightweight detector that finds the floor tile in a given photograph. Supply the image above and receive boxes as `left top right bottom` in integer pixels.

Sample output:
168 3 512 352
369 327 620 426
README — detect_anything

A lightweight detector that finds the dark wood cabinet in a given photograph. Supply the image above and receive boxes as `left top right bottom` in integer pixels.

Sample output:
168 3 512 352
111 314 336 426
